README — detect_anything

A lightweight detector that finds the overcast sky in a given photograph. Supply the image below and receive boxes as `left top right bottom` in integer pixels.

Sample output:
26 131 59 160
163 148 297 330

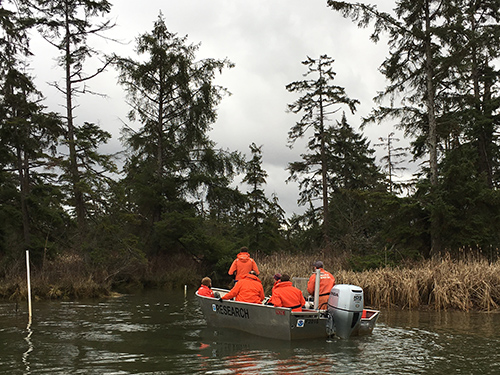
29 0 412 217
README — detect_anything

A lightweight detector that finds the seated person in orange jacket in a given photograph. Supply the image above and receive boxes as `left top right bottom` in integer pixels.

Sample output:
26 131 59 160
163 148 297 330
268 274 306 311
307 261 335 309
228 247 260 281
197 277 215 298
272 273 281 292
221 271 265 304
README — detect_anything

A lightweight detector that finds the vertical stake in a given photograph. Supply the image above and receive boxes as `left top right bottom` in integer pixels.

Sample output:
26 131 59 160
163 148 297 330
26 250 32 324
314 268 320 310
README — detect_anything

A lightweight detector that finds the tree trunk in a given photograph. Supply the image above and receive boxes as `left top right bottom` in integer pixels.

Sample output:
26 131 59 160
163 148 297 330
64 2 85 229
318 64 331 250
425 0 441 257
17 146 31 248
470 14 493 187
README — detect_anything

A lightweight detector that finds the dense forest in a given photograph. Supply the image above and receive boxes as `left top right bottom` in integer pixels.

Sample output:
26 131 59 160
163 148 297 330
1 0 500 297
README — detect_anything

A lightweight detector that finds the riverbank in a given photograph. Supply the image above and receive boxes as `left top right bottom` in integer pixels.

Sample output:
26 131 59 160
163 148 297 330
0 253 202 301
1 252 499 312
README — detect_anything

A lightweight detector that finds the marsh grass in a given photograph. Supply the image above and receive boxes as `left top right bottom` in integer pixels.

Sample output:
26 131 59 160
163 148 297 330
0 252 202 301
2 251 499 311
255 253 500 312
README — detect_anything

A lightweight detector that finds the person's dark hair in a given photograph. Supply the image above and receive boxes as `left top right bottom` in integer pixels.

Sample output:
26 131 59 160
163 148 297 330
313 261 324 268
281 274 290 282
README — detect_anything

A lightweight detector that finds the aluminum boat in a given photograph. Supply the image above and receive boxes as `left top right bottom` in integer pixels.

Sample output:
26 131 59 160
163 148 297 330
196 283 379 340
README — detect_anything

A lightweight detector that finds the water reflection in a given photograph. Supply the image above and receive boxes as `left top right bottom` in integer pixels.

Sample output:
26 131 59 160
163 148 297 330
22 321 33 374
192 308 500 374
1 291 500 374
383 308 500 338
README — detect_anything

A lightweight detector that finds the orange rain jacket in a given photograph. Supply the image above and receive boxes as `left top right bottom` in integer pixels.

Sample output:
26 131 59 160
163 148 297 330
228 251 260 281
269 281 306 311
307 268 335 308
221 273 265 304
197 284 214 298
272 280 281 292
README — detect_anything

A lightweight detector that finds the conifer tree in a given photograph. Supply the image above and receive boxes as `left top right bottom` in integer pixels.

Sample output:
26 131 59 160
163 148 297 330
328 0 445 255
329 0 500 255
116 13 239 253
0 0 64 256
286 55 359 250
375 132 408 194
33 0 116 229
326 114 385 251
242 143 269 248
438 0 500 188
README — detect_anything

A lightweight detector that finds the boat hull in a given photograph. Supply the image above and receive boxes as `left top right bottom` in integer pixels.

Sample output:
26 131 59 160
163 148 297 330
196 287 380 341
353 309 380 336
197 288 329 340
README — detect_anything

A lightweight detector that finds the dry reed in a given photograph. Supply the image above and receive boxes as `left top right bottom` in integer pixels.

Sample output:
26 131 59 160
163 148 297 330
3 250 499 311
255 253 500 312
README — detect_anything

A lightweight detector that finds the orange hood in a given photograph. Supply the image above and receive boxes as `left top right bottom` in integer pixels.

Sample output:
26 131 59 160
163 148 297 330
236 252 250 262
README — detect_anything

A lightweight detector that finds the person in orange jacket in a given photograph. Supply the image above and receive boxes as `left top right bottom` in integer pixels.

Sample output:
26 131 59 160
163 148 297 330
272 273 281 292
307 261 335 309
228 247 260 281
197 277 215 298
268 274 305 311
221 271 265 304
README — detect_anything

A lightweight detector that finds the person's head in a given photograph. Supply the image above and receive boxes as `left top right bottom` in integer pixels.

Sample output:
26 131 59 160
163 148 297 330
201 277 212 287
274 273 282 281
240 246 249 253
281 274 291 282
313 260 324 269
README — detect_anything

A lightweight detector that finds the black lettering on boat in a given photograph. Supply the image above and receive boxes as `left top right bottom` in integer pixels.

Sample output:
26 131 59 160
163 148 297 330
213 303 249 319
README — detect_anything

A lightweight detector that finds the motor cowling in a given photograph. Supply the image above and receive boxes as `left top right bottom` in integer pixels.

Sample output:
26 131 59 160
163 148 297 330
327 284 364 339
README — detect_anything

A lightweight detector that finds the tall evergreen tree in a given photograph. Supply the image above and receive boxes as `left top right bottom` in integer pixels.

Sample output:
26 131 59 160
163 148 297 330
375 132 408 194
286 55 359 250
261 193 287 253
328 113 383 191
0 0 65 258
329 0 500 256
439 0 500 188
116 13 239 254
33 0 116 230
242 143 268 248
328 0 446 255
326 114 385 252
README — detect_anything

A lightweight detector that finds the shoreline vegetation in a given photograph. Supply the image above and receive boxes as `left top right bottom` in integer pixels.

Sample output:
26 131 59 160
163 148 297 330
1 253 499 312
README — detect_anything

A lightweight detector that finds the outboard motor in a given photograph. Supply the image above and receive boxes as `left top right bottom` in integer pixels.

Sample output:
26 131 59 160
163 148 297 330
327 284 363 339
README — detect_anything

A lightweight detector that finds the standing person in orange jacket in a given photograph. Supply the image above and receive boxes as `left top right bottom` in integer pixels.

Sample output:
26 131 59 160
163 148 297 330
307 261 335 309
268 274 306 311
221 271 265 304
228 247 259 281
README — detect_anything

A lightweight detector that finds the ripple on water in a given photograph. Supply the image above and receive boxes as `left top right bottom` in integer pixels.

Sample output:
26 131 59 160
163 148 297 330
2 294 500 374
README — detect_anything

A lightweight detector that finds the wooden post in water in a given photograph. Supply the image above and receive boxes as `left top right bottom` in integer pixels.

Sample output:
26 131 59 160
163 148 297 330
26 250 32 323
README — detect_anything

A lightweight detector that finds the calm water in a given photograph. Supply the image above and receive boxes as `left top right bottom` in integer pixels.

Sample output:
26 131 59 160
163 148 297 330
1 288 499 374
